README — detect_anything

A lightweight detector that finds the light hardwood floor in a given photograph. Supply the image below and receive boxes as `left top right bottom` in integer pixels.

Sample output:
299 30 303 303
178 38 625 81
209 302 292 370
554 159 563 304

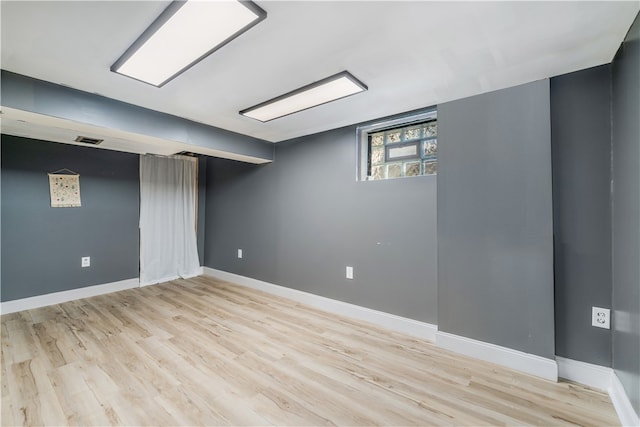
1 276 619 426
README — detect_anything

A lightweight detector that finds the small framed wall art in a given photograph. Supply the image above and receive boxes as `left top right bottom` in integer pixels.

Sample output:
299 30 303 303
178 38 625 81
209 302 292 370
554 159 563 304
48 169 81 208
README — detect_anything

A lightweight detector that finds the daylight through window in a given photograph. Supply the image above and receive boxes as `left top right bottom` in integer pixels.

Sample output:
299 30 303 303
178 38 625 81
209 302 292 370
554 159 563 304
357 109 437 181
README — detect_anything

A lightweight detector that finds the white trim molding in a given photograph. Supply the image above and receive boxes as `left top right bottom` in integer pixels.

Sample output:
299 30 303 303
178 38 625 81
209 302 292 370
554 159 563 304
139 268 204 287
556 357 639 426
436 331 558 381
203 267 437 342
556 356 613 391
0 278 139 314
610 372 640 427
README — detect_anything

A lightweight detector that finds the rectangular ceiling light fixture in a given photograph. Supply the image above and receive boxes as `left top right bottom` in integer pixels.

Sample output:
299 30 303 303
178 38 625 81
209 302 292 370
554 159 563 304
240 71 368 122
111 0 266 87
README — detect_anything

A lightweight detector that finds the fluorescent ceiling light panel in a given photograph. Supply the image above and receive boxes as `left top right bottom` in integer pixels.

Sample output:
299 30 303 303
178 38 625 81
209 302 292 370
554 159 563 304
112 0 266 87
240 71 368 122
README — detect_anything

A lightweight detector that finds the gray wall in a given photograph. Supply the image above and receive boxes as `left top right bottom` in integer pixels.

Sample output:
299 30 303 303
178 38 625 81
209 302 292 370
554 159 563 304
437 80 555 359
1 135 140 301
611 13 640 415
205 124 439 324
550 65 612 366
205 158 279 283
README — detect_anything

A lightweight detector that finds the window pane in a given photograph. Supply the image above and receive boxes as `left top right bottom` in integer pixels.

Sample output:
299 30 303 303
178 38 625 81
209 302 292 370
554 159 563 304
404 126 422 141
371 165 384 180
358 109 437 181
388 142 419 161
371 146 385 165
387 163 402 178
405 161 421 177
386 130 402 144
371 133 384 146
423 160 437 175
424 123 437 138
423 140 437 159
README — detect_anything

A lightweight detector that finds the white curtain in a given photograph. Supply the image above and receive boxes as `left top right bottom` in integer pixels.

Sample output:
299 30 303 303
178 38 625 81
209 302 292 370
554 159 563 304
139 154 200 285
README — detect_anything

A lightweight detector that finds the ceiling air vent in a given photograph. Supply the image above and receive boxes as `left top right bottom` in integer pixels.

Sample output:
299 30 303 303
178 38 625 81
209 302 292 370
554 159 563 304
75 136 103 145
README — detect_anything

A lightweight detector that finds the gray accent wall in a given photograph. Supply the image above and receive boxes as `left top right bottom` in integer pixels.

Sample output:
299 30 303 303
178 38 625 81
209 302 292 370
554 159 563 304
205 158 279 284
550 65 612 366
437 80 555 359
205 124 439 324
611 13 640 415
1 135 140 301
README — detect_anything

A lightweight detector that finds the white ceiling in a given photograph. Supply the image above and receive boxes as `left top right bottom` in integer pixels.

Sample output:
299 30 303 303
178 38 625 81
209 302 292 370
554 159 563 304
1 1 638 144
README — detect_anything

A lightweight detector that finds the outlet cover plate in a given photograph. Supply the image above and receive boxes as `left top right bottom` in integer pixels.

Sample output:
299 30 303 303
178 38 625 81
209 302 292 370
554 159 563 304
346 266 353 280
81 256 90 268
592 306 610 329
237 249 243 259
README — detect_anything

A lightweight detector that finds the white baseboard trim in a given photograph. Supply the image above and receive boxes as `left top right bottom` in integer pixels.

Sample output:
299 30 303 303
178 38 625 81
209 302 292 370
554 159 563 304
0 278 140 314
139 268 204 287
556 357 639 425
204 268 557 381
610 371 640 427
202 267 437 342
140 276 179 287
435 331 558 381
556 356 613 391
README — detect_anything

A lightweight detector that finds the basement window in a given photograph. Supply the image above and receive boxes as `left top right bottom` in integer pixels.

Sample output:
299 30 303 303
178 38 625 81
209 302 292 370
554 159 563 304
357 109 437 181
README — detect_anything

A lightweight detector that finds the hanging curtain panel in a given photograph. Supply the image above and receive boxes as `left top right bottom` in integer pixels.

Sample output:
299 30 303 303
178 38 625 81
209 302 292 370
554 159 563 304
139 154 200 286
48 174 81 207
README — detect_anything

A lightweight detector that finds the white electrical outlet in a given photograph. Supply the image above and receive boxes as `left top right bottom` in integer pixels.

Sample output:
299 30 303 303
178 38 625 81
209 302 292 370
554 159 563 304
592 307 610 329
237 249 243 259
81 256 90 268
346 266 354 280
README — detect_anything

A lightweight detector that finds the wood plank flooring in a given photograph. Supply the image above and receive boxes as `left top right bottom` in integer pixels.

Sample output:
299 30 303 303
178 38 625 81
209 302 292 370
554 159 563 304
1 276 619 426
